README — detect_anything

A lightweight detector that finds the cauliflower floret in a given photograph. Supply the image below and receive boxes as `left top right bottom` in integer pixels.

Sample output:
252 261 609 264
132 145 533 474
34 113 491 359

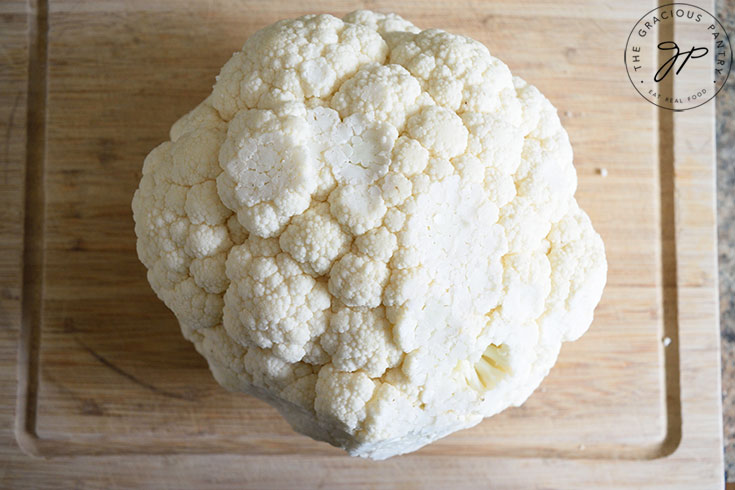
328 253 390 308
315 365 377 433
190 252 228 294
170 97 227 142
389 28 520 116
343 10 421 38
192 325 251 392
307 107 398 186
279 201 351 275
331 63 426 130
211 14 389 119
223 236 331 363
133 10 606 462
541 201 607 342
321 306 402 377
185 180 231 226
328 183 387 235
185 223 232 259
243 346 319 408
217 108 319 238
462 111 523 176
499 83 577 253
383 208 406 233
378 172 412 206
132 105 234 336
389 136 429 177
170 128 225 187
406 105 468 159
354 227 397 262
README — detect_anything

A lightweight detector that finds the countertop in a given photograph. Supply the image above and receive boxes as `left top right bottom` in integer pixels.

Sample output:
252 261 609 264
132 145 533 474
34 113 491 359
717 0 735 482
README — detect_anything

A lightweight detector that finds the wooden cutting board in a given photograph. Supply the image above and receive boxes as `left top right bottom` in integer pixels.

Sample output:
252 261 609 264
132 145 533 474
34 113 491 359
0 0 724 487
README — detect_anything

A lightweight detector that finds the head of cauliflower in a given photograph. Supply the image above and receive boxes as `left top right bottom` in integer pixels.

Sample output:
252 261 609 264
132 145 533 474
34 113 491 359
132 10 606 460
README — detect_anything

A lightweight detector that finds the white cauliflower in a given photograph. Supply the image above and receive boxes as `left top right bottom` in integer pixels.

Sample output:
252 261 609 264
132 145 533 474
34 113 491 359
132 10 607 460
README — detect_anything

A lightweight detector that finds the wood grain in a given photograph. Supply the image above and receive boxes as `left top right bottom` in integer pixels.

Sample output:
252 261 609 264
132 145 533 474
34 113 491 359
0 0 31 481
1 0 724 487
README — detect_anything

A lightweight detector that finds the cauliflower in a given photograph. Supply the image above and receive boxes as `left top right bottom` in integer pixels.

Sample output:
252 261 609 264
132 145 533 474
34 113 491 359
132 10 606 460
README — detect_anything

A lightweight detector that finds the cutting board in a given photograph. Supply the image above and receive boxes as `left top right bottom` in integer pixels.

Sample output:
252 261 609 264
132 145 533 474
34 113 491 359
1 0 724 487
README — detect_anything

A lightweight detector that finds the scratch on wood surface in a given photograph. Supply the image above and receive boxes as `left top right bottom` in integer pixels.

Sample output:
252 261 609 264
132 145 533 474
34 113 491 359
77 339 194 401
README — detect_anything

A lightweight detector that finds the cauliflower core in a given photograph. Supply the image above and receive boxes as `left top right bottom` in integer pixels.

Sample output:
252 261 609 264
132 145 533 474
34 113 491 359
132 10 606 460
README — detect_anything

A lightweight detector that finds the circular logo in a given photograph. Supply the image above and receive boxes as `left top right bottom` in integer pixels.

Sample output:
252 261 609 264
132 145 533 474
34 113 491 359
624 3 732 111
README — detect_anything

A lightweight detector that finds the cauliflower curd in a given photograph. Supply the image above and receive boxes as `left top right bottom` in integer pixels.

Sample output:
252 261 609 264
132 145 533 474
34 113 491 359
132 10 607 459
